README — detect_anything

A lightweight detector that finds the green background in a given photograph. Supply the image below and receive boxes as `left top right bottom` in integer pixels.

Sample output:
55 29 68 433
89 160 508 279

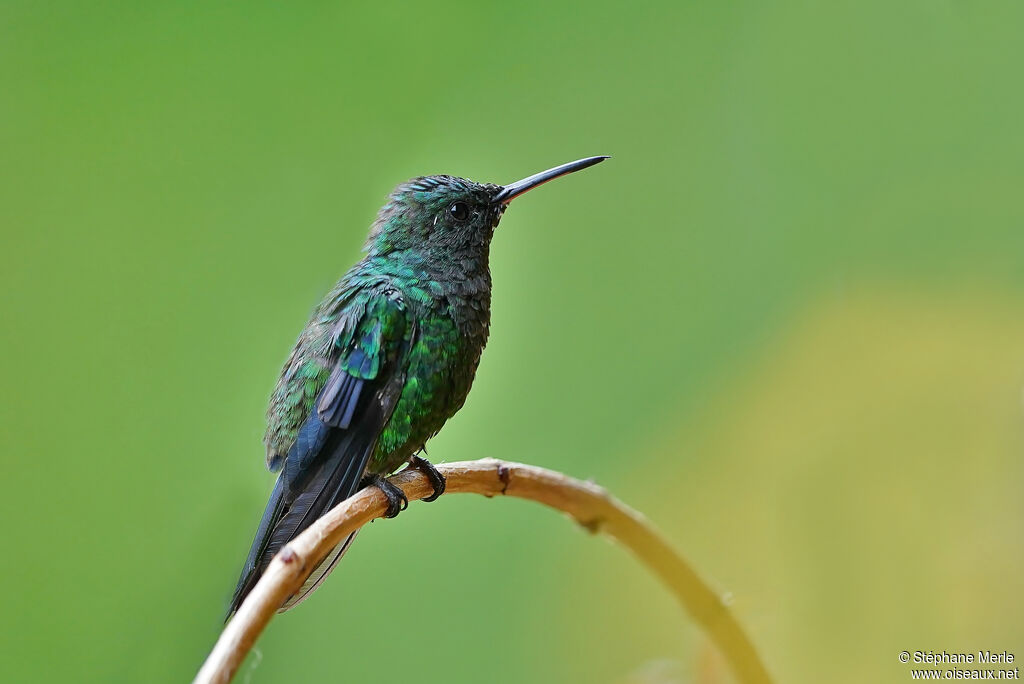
3 2 1023 682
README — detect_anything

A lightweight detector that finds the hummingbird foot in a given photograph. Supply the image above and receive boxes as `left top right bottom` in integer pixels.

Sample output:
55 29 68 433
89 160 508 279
408 455 446 502
363 474 408 518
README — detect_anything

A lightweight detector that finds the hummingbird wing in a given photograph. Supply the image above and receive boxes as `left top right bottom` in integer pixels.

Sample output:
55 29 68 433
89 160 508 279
228 288 411 616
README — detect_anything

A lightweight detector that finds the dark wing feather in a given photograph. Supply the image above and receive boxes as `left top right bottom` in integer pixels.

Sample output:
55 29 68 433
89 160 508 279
227 411 378 616
317 366 364 429
230 472 286 608
227 290 409 617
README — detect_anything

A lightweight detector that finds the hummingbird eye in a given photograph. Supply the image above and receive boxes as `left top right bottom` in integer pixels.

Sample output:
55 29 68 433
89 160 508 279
448 202 470 221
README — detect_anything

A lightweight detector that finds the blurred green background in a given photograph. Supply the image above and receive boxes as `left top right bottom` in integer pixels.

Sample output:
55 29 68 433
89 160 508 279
2 2 1023 682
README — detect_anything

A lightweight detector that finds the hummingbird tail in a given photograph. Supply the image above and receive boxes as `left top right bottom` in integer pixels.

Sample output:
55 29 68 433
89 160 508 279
279 529 360 611
226 423 378 618
226 475 286 619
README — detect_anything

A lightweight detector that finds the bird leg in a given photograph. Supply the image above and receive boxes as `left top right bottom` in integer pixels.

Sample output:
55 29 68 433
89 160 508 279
408 454 446 502
363 474 408 518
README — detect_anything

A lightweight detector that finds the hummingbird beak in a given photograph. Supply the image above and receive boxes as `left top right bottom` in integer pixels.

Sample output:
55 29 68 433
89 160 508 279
492 156 609 205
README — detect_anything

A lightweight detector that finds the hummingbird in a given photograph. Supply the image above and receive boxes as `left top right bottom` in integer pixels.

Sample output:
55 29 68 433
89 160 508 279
228 156 608 616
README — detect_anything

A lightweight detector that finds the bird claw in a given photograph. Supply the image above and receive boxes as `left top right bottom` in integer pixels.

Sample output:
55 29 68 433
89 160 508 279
365 475 408 518
409 455 446 502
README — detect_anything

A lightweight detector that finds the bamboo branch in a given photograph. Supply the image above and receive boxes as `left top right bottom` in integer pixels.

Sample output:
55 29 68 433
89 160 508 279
194 459 773 684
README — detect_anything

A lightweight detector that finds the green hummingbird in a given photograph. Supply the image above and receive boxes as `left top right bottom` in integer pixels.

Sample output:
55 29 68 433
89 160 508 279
228 156 608 615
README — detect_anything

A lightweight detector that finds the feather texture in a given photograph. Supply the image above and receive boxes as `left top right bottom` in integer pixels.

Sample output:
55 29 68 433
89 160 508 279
230 172 522 615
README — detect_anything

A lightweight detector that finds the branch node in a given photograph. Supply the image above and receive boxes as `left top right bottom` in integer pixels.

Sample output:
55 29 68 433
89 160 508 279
278 547 299 565
497 463 511 494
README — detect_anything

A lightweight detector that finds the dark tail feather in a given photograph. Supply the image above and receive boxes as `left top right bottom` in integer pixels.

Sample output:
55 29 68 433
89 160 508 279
226 423 377 617
227 475 286 619
280 529 359 611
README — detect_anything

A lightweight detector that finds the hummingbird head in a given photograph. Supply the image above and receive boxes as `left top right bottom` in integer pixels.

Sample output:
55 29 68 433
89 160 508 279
364 156 609 260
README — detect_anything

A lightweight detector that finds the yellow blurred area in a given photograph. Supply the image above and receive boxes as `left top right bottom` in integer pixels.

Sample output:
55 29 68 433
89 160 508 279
621 286 1024 683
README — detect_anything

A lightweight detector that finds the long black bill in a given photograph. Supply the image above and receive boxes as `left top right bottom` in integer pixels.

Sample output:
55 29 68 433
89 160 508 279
492 155 609 204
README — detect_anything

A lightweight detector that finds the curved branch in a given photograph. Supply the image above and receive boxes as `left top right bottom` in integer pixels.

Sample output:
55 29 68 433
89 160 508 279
194 459 774 684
